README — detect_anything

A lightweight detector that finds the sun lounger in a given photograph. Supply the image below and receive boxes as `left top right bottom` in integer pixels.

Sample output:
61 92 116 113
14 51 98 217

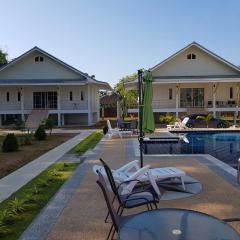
93 159 186 197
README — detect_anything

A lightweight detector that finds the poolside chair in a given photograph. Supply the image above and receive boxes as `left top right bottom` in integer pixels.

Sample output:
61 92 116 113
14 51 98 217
96 171 139 240
93 158 186 197
107 120 132 138
96 166 158 223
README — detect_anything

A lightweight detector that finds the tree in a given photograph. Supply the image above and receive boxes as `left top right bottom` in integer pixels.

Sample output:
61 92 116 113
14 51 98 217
0 49 8 66
114 73 138 119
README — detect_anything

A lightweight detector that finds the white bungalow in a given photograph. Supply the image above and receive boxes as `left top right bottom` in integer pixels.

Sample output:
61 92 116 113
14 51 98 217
0 47 110 127
127 42 240 121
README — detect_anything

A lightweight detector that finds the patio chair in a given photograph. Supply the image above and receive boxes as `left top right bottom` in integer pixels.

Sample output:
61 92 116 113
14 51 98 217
167 118 188 130
97 171 151 240
96 166 158 223
107 120 132 138
93 159 186 197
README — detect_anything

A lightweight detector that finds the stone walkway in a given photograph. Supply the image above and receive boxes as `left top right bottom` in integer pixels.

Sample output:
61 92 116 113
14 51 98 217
18 136 240 240
0 130 93 202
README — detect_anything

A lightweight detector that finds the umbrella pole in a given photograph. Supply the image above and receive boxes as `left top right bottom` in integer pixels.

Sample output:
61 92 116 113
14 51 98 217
138 69 144 167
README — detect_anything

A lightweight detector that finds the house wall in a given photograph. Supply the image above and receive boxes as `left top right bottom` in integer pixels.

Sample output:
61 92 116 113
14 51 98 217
0 52 84 80
152 46 239 77
147 82 238 109
0 85 90 111
0 86 21 110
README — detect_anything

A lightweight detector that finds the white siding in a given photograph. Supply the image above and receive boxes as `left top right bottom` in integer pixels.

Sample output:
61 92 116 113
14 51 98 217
152 46 239 77
0 52 83 80
0 87 21 110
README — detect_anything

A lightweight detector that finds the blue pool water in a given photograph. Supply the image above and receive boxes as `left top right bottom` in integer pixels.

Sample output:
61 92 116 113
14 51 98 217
143 132 240 167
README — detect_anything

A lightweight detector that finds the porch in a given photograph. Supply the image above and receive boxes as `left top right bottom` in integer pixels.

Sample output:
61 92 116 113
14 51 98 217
128 81 240 121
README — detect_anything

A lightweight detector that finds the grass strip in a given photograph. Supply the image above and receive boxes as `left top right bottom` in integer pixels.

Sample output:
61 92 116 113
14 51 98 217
69 131 103 154
0 162 79 240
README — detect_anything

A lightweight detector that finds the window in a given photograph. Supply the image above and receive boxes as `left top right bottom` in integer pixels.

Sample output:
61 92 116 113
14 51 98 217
230 87 233 99
69 91 73 101
6 92 9 102
18 92 21 102
35 56 44 62
81 91 84 101
169 88 172 100
187 53 196 60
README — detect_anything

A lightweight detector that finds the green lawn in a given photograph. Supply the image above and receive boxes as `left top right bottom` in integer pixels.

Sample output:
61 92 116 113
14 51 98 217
69 131 103 154
0 162 79 240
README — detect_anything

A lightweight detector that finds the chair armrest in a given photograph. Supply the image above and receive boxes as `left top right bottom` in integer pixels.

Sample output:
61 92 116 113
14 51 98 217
116 160 140 173
126 165 151 181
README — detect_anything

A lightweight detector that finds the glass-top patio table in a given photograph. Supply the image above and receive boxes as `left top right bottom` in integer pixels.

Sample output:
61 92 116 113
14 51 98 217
119 208 240 240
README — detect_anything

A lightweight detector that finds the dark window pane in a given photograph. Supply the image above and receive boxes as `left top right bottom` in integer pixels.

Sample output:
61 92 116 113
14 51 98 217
18 92 21 102
81 91 84 101
169 88 172 100
35 56 39 62
187 54 191 59
70 91 73 101
230 87 233 99
192 54 196 59
6 92 9 102
40 56 44 62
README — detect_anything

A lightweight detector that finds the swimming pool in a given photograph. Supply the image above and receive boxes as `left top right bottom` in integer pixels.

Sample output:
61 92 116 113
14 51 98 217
143 132 240 167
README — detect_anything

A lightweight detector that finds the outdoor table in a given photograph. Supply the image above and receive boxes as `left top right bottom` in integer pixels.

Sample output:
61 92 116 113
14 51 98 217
120 121 131 131
119 208 240 240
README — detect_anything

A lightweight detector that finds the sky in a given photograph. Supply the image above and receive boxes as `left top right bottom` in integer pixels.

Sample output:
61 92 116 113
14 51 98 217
1 0 240 87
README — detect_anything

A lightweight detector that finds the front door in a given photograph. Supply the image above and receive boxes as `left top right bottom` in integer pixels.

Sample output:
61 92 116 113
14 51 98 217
33 92 57 109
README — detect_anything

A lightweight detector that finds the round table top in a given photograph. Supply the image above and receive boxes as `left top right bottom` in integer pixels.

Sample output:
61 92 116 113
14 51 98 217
119 208 240 240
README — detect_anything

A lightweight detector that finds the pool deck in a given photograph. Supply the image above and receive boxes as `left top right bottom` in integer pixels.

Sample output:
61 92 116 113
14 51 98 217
17 134 240 240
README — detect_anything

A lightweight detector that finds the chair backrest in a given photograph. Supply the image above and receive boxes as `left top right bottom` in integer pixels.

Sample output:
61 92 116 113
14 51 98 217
99 158 121 203
96 171 120 232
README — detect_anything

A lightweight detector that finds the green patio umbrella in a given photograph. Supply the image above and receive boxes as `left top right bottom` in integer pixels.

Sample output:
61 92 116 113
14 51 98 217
142 71 155 133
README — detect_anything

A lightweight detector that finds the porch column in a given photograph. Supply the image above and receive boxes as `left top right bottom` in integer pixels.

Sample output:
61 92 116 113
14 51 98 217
20 87 25 121
175 85 179 118
88 84 93 125
61 114 65 126
212 83 218 118
57 86 61 127
236 84 240 122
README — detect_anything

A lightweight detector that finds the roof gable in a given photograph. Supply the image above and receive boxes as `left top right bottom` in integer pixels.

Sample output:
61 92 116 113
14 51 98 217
0 47 88 80
151 42 240 77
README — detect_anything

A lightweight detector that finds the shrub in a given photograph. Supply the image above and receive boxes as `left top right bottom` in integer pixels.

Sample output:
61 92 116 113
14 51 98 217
34 125 46 140
7 198 26 214
159 113 176 124
43 117 54 135
14 120 25 130
2 134 19 152
0 210 19 225
0 220 11 237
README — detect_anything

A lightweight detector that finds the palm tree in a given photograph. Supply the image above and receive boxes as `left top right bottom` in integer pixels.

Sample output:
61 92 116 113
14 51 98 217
197 113 213 128
116 80 137 119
